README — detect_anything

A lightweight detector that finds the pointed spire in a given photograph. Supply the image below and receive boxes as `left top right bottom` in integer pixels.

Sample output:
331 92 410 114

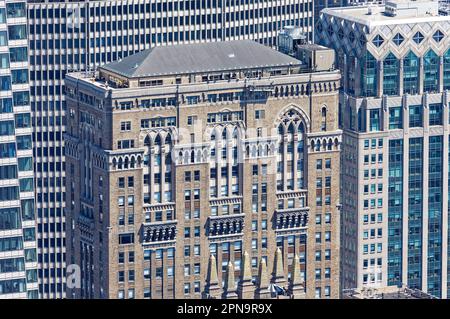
238 251 256 298
255 257 271 299
288 254 305 299
207 254 219 285
272 247 286 285
205 254 222 299
224 261 238 299
242 251 252 281
258 257 269 289
291 254 302 286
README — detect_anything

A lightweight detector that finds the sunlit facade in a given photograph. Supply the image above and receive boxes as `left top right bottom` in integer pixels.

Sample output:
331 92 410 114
317 0 450 298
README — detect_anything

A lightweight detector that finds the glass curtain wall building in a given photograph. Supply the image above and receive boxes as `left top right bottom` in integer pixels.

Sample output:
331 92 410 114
26 0 314 299
317 0 450 298
0 0 38 299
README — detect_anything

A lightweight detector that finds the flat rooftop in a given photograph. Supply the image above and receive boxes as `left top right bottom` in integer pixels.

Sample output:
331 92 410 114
343 286 438 299
100 40 301 79
322 1 450 27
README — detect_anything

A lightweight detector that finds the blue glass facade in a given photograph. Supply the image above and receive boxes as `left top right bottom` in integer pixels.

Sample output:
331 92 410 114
383 53 399 96
388 139 403 286
0 0 38 299
403 51 419 95
408 138 423 289
423 50 440 93
428 136 443 297
361 52 377 97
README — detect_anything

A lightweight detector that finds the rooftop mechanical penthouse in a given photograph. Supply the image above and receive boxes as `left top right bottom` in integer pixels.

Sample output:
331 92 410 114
64 40 342 299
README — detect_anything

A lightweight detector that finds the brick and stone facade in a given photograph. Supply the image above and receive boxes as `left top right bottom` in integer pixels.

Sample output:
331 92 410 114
64 40 342 299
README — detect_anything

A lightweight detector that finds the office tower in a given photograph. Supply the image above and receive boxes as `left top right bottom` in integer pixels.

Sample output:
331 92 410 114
0 0 38 299
27 0 314 299
317 0 450 298
64 40 342 299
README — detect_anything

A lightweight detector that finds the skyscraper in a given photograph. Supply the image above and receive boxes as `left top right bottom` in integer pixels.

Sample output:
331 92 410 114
27 0 314 298
317 0 450 298
0 0 38 299
64 40 342 299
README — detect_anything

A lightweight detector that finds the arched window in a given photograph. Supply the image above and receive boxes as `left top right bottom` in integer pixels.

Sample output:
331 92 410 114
403 51 419 95
321 107 327 131
277 109 306 191
423 50 439 93
362 52 377 97
383 53 399 96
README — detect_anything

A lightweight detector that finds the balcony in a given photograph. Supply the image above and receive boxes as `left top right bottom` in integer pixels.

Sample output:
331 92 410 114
141 220 177 247
207 214 245 241
274 208 309 235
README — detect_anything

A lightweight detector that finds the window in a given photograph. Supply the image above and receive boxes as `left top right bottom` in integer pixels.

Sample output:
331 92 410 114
403 51 419 94
372 34 384 47
432 30 444 42
429 103 442 126
412 32 424 44
423 50 439 93
0 53 9 69
389 107 402 129
325 158 331 169
393 33 404 46
409 105 422 127
11 69 28 84
362 53 377 97
120 121 131 131
255 110 265 119
118 233 134 245
383 53 399 96
8 25 27 40
369 109 380 131
128 176 134 187
187 115 197 125
444 49 450 91
118 271 125 282
6 3 26 18
9 47 27 63
316 159 322 170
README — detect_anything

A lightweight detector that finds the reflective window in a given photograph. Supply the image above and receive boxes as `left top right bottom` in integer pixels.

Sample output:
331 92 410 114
8 25 27 40
9 47 27 62
393 33 404 46
403 51 419 95
412 32 424 44
372 34 384 47
423 50 439 93
0 53 9 69
389 107 402 129
383 53 399 96
444 49 450 90
409 105 422 128
6 3 26 18
361 53 377 97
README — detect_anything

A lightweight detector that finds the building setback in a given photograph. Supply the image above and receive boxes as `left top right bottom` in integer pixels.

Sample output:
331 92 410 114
64 40 342 299
27 0 314 299
0 0 38 299
317 0 450 298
